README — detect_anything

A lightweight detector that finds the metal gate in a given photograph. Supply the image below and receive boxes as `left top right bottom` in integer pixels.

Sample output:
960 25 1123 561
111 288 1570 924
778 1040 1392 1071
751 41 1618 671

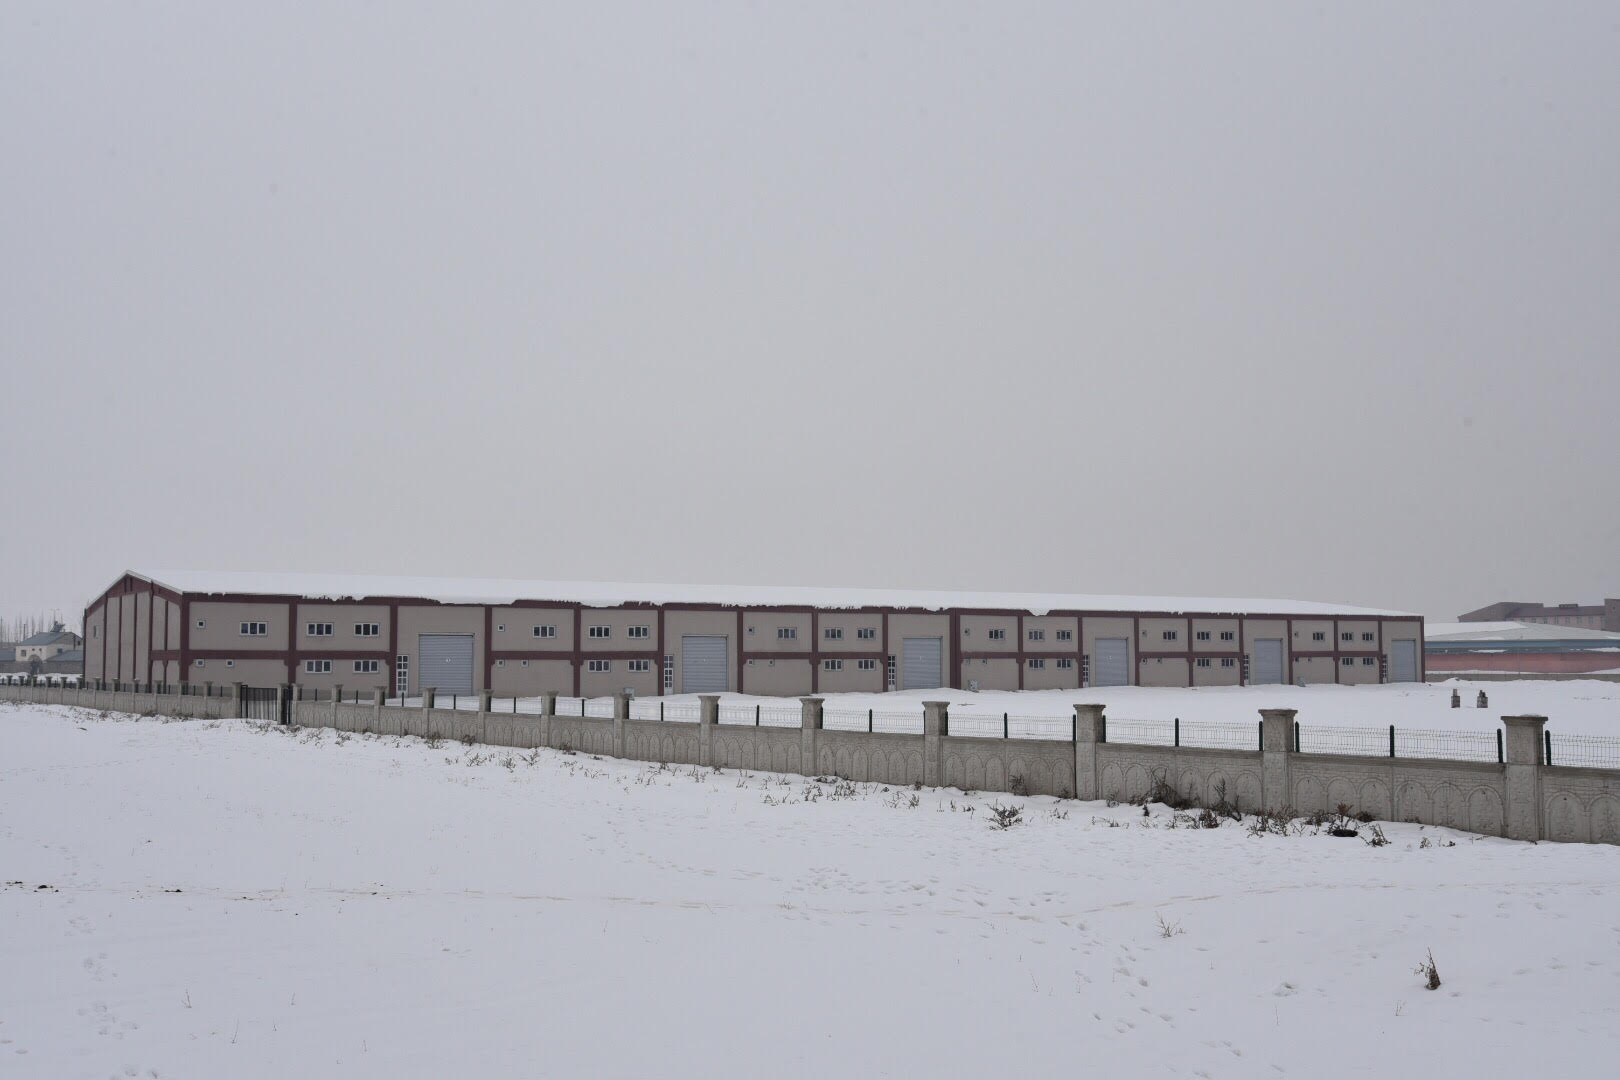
1252 639 1284 684
419 634 475 697
680 635 729 693
901 637 943 690
1093 638 1130 687
243 685 287 724
1389 640 1417 683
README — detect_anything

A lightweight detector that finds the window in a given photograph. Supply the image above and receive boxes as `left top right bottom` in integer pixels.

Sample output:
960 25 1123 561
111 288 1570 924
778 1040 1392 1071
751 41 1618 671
627 659 650 672
823 659 843 671
1057 657 1073 669
1028 629 1045 642
225 660 234 668
824 627 844 640
355 623 379 637
589 626 611 639
1056 628 1072 641
628 626 650 639
1362 632 1374 642
1312 631 1326 642
1162 630 1178 641
1220 630 1234 641
857 658 877 671
92 626 98 639
857 627 876 640
307 622 333 637
1361 657 1376 666
886 654 896 689
495 660 505 667
987 628 1006 641
1341 657 1355 667
305 659 332 674
240 621 267 636
1196 658 1211 668
533 625 557 638
195 659 205 668
1221 658 1235 668
496 624 505 633
1196 630 1210 641
777 627 797 640
396 656 409 695
663 655 674 690
354 659 379 674
588 659 610 672
1028 658 1046 669
1341 632 1353 642
196 619 205 629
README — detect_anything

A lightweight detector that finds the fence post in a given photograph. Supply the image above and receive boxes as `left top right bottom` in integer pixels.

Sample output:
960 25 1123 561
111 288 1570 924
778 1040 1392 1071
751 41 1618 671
698 694 719 767
1072 704 1106 801
922 701 949 787
373 686 386 734
1259 708 1296 811
612 692 628 757
800 696 823 775
233 682 246 720
422 687 435 737
276 683 289 726
1501 715 1547 841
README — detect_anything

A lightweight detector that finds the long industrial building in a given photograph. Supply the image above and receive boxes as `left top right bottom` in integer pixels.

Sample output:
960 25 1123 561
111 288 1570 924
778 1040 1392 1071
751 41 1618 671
81 571 1425 696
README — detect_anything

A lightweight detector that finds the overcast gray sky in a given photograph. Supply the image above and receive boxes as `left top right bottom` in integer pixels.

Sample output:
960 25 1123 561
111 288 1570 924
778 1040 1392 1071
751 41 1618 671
3 2 1616 626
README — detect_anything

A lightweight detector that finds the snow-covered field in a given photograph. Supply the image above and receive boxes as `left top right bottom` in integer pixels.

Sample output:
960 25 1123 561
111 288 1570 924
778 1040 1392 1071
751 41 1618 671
4 701 1619 1079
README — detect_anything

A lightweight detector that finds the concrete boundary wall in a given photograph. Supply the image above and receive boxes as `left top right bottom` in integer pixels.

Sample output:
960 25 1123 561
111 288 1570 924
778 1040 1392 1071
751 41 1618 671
4 683 1616 845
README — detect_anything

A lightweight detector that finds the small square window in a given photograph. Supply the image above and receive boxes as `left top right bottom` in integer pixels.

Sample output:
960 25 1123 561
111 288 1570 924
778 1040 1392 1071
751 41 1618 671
196 619 206 629
496 624 505 633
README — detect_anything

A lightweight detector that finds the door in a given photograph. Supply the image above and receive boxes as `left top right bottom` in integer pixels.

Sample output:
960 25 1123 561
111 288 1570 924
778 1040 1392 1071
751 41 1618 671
680 635 729 693
418 634 474 696
1252 639 1284 685
1093 638 1130 687
901 637 943 690
1389 640 1417 683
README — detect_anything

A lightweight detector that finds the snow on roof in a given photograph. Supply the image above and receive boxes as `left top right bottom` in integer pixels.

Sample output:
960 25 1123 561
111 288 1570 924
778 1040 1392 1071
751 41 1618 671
1425 621 1620 644
130 570 1414 618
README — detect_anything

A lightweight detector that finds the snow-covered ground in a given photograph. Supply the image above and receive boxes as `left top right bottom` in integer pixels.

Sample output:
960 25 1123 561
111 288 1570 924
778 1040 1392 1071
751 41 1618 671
4 701 1619 1079
413 679 1620 736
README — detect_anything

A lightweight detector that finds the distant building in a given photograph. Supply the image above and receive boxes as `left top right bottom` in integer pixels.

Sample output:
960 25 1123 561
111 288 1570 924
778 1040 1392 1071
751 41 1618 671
1425 621 1620 677
4 624 84 676
1458 599 1620 633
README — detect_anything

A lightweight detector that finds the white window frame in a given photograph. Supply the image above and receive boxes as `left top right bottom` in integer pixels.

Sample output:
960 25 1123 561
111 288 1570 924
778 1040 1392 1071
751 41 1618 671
1221 658 1236 668
355 623 380 638
1195 630 1210 641
663 654 674 690
240 621 267 637
987 628 1006 641
1196 657 1211 668
1161 630 1178 641
307 622 334 637
305 659 332 674
1027 629 1045 642
1056 629 1072 641
857 658 877 671
1220 631 1235 641
1057 657 1073 669
589 626 611 639
588 659 610 672
395 656 409 695
1312 631 1326 641
856 627 876 640
823 658 843 671
1027 658 1045 669
627 626 650 639
823 627 844 640
777 627 797 640
627 659 650 673
354 659 379 674
533 625 557 639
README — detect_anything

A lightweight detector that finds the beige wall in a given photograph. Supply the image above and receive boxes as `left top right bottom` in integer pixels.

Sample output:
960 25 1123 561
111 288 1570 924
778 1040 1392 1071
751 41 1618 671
1023 657 1081 691
295 604 392 652
193 658 286 686
961 657 1019 691
742 610 813 654
1291 618 1334 651
190 601 292 651
1139 656 1190 687
579 608 658 652
1339 656 1381 685
1191 657 1242 686
960 614 1018 653
1138 616 1191 653
491 657 573 697
1190 618 1239 652
742 657 812 696
490 606 574 651
1242 618 1288 683
1338 619 1378 650
815 657 885 693
1024 615 1079 650
1293 656 1336 685
816 611 884 653
580 657 659 698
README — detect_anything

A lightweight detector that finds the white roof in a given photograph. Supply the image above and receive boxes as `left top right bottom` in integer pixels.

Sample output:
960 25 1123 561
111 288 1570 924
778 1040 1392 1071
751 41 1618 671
132 569 1414 618
1425 621 1620 644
